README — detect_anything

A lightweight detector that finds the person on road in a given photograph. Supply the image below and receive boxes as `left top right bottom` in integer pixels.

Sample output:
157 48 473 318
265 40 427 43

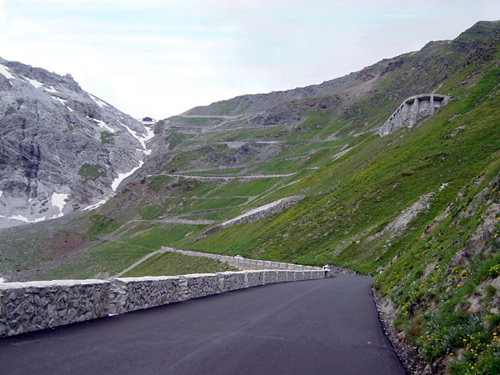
322 264 331 278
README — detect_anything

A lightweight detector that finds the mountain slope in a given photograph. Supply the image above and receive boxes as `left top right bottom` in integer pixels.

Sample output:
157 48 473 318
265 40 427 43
0 58 154 228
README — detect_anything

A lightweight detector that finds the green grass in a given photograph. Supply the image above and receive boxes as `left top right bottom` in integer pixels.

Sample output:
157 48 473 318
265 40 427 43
186 51 500 272
100 131 114 144
180 207 243 221
207 178 280 198
146 175 219 197
168 132 191 150
179 168 243 175
178 117 224 126
170 197 248 215
5 106 16 115
141 205 164 220
123 252 237 277
40 223 208 280
78 163 106 180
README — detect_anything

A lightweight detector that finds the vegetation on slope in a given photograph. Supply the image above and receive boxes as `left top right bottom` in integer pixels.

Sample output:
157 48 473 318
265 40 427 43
123 252 236 278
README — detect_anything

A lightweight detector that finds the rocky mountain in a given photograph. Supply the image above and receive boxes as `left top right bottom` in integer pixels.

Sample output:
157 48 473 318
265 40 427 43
0 58 154 229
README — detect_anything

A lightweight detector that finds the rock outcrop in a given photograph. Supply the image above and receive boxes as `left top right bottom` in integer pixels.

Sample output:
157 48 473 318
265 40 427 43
0 57 154 228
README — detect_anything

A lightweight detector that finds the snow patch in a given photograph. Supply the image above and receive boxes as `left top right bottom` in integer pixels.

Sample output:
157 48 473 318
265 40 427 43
88 117 115 133
51 192 68 215
51 96 67 105
0 190 2 198
23 76 43 88
119 121 154 152
8 215 46 223
88 93 109 108
82 199 107 212
0 278 5 283
0 64 15 79
111 161 144 191
45 86 59 94
66 106 74 112
227 142 245 149
439 182 449 191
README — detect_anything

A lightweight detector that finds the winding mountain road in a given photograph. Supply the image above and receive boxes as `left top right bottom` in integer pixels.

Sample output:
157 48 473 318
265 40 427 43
0 275 405 375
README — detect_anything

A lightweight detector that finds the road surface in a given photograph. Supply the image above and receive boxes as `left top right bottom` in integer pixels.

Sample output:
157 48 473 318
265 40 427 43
0 274 405 375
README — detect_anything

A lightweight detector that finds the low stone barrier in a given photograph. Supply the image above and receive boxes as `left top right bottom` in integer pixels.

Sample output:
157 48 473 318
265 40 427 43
161 247 320 271
109 276 184 315
197 196 303 240
0 279 110 337
0 269 328 338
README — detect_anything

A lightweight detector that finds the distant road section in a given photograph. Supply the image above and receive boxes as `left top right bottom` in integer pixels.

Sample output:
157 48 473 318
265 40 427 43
0 275 405 375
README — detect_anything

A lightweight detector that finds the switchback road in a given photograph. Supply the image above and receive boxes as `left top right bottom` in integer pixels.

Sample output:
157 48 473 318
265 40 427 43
0 275 405 375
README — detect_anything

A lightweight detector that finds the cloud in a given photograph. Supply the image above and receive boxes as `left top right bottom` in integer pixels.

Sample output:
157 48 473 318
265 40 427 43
0 0 499 119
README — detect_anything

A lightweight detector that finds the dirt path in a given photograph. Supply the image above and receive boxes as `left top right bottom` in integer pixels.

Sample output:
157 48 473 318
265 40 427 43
156 173 296 181
113 248 168 278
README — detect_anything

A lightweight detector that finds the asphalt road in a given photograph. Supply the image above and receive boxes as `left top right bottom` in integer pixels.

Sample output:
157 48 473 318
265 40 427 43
0 274 406 375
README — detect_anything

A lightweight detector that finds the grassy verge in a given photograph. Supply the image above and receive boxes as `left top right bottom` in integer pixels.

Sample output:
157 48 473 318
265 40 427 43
123 252 237 277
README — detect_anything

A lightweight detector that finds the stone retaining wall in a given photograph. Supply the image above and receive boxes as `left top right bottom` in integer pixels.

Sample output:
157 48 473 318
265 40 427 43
197 196 303 240
377 93 449 136
0 269 326 338
0 279 110 338
161 247 320 271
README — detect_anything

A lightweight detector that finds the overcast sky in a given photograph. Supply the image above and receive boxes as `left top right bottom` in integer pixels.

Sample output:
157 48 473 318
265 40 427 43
0 0 499 120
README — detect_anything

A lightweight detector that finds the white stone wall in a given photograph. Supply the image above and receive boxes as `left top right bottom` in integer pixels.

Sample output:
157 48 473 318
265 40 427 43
0 269 328 338
0 279 110 337
378 94 450 136
161 247 321 271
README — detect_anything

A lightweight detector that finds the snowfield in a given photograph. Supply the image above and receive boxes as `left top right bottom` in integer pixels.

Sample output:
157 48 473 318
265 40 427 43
51 193 68 217
23 76 43 88
82 199 107 212
7 215 46 223
88 117 115 133
0 64 15 79
45 86 59 94
120 121 155 154
51 96 67 106
111 161 144 191
88 93 109 108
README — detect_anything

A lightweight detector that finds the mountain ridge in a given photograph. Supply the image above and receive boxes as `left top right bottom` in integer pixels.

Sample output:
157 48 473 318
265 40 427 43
0 57 154 228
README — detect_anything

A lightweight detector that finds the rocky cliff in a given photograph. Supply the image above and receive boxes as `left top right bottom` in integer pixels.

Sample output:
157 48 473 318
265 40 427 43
0 58 154 228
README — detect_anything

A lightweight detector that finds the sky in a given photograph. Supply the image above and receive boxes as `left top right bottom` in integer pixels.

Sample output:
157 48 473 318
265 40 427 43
0 0 499 120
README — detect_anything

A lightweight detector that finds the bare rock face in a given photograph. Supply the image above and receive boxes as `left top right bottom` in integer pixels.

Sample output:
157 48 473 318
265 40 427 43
0 58 154 228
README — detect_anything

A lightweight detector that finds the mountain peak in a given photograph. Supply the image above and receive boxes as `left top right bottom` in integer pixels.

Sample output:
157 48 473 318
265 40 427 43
0 57 152 228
